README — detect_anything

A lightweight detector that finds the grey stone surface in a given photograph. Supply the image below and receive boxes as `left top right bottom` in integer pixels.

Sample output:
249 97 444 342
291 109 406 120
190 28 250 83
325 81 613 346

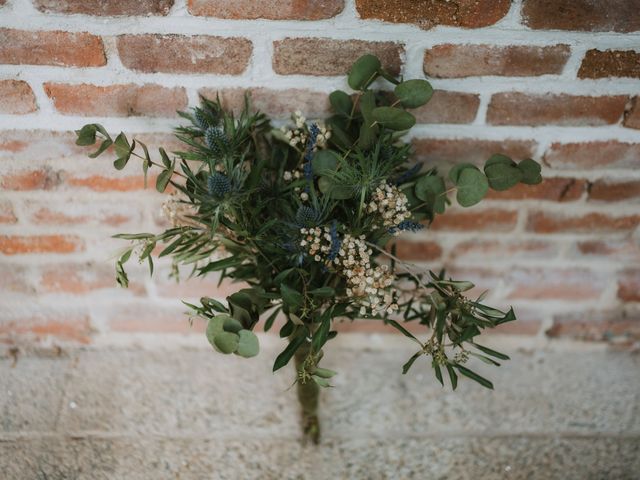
0 337 638 479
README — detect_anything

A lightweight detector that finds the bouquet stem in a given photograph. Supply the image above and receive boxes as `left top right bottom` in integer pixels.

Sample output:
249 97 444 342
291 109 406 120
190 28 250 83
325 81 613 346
293 340 321 444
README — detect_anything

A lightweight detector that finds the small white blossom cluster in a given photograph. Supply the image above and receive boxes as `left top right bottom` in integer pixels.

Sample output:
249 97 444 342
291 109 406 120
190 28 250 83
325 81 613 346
162 192 198 228
299 227 399 316
366 181 412 234
279 111 331 149
282 169 303 182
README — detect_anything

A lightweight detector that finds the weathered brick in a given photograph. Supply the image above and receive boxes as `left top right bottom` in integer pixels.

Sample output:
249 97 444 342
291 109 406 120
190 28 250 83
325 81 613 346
430 209 518 232
578 50 640 79
588 179 640 202
487 93 627 126
624 96 640 129
188 0 343 19
154 271 246 299
571 240 640 263
412 138 537 167
0 265 35 294
0 199 17 223
486 178 586 202
507 268 606 301
33 0 174 15
202 88 331 119
392 239 442 261
355 0 510 29
0 235 84 254
65 175 152 192
0 313 92 344
424 44 570 78
450 239 558 261
526 211 640 234
547 310 639 341
273 38 403 76
618 269 640 302
544 141 640 170
0 28 105 67
117 34 252 74
0 130 81 162
28 204 136 227
106 304 205 333
0 80 37 114
522 0 640 32
412 90 479 124
38 263 129 294
44 83 187 117
0 168 62 191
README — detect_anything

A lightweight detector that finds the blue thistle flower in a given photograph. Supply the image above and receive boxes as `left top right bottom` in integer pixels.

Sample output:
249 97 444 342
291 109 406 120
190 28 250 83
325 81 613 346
205 126 227 156
295 206 321 227
207 173 231 198
388 221 424 235
393 163 423 185
194 109 209 130
327 220 341 262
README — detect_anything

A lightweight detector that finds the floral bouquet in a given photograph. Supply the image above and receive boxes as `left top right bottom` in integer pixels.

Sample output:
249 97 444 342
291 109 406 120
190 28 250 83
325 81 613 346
75 54 542 443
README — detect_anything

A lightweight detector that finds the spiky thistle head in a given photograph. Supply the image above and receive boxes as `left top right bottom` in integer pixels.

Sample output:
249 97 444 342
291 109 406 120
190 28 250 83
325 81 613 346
295 206 322 227
194 108 210 130
205 127 228 156
207 173 232 198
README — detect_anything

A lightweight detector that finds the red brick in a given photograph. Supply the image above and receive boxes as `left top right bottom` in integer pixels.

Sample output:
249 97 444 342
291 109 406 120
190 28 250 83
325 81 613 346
445 267 504 299
578 50 640 79
204 87 331 119
33 0 174 15
526 211 640 234
188 0 343 19
391 239 442 261
424 44 570 78
0 80 37 114
28 205 136 227
544 141 640 170
65 175 153 192
588 179 640 202
273 38 403 76
0 235 84 255
624 97 640 129
37 263 135 294
106 304 205 333
507 268 606 301
0 314 92 344
570 240 640 263
486 178 585 202
522 0 640 32
117 34 251 74
154 272 248 299
0 130 81 162
0 28 106 67
0 199 17 223
44 83 187 117
547 310 639 341
450 239 558 261
412 138 537 167
430 209 518 232
618 269 640 302
412 90 479 124
487 93 627 126
355 0 510 29
0 168 62 191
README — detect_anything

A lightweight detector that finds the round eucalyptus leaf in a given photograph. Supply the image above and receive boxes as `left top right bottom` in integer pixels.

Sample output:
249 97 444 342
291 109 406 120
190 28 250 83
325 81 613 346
312 150 339 175
348 54 381 90
318 176 354 200
485 154 515 168
236 330 260 358
394 79 434 109
329 90 353 116
214 331 239 354
484 163 523 191
517 158 543 185
415 175 446 214
205 316 225 347
456 168 489 207
223 316 244 333
371 107 416 131
448 163 477 184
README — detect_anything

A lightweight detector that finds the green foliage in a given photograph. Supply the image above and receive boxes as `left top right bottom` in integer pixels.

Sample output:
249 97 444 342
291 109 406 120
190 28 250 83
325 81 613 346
75 53 544 393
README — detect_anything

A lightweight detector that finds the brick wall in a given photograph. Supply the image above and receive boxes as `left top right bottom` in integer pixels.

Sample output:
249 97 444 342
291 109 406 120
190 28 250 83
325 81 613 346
0 0 639 348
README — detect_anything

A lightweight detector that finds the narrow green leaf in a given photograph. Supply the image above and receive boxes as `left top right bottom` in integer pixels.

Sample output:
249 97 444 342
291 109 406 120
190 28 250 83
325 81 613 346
446 363 458 390
402 351 422 374
156 168 172 193
263 306 281 332
159 147 172 168
434 363 444 386
311 312 331 352
309 286 335 298
455 364 494 389
273 331 307 371
280 283 304 309
314 367 337 378
472 343 510 360
387 320 422 345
